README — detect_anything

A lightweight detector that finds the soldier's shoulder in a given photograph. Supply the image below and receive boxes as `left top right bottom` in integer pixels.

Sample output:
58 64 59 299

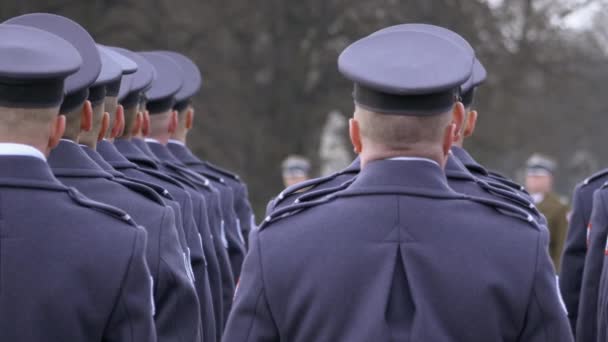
65 187 140 229
262 185 540 233
204 161 241 181
582 168 608 188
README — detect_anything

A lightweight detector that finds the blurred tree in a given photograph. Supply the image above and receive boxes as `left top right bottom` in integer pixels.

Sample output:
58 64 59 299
1 0 607 214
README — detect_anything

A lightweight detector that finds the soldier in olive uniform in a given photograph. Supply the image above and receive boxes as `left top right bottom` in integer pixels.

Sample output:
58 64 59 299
525 154 570 272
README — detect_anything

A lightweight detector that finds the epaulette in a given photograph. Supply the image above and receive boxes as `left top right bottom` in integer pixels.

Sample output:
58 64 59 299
123 176 174 201
475 178 539 215
196 169 225 185
584 168 608 186
66 187 138 226
113 177 166 206
487 170 508 180
487 174 528 194
203 161 241 181
273 174 336 205
293 178 356 204
272 168 360 210
138 167 185 189
165 163 211 189
260 186 538 231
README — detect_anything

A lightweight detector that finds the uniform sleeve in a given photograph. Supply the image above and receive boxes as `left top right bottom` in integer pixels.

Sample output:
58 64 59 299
518 230 574 342
559 187 590 333
104 228 157 342
223 236 279 342
597 229 608 342
575 191 608 341
235 183 254 247
156 207 202 342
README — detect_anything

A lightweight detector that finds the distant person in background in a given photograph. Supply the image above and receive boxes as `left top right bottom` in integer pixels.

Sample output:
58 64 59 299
282 155 311 187
525 153 570 272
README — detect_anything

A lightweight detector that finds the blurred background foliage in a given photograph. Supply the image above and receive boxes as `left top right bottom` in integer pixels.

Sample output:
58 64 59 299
3 0 608 215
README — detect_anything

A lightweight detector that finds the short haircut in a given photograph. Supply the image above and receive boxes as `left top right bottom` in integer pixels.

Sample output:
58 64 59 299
60 104 85 141
122 104 139 137
104 96 118 139
0 105 58 139
354 106 452 150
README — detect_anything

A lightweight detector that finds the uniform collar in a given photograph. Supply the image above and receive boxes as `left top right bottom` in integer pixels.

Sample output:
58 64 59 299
166 141 201 165
350 158 452 192
80 145 123 176
0 143 46 161
146 140 184 165
451 146 488 176
168 139 186 146
48 139 113 178
114 139 160 170
387 156 439 166
97 140 139 169
132 138 160 161
0 154 61 185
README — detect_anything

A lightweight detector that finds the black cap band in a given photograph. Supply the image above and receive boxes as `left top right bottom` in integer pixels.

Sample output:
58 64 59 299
60 88 89 114
354 84 458 116
88 85 107 107
147 97 176 114
0 78 65 108
173 99 191 112
106 79 121 97
461 88 476 108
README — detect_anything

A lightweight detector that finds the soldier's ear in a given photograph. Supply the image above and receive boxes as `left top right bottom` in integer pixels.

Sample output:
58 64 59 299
48 115 66 152
452 102 465 143
349 117 362 154
464 110 478 138
98 112 110 142
132 112 143 136
186 108 194 130
142 111 150 136
168 110 178 134
80 100 93 133
111 105 125 139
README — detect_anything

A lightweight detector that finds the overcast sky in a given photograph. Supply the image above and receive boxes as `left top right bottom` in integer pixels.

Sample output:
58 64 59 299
485 0 600 29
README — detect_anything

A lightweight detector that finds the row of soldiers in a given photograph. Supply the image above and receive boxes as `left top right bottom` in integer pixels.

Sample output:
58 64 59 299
2 11 605 342
226 25 582 341
0 13 254 342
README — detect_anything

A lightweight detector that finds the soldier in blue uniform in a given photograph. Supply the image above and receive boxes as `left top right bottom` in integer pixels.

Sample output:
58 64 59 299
138 51 236 336
594 185 608 341
266 25 541 223
223 28 572 342
153 53 254 249
560 156 608 334
4 13 203 342
0 23 155 341
575 178 608 341
109 49 223 341
154 50 247 285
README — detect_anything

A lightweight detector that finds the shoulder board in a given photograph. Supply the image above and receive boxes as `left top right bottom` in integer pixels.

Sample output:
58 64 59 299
487 170 508 180
204 161 241 181
113 177 166 205
584 168 608 186
138 168 185 189
488 175 528 193
261 186 538 230
475 178 540 216
196 169 225 184
294 178 357 204
123 176 174 201
166 163 211 189
66 187 138 226
270 174 337 211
